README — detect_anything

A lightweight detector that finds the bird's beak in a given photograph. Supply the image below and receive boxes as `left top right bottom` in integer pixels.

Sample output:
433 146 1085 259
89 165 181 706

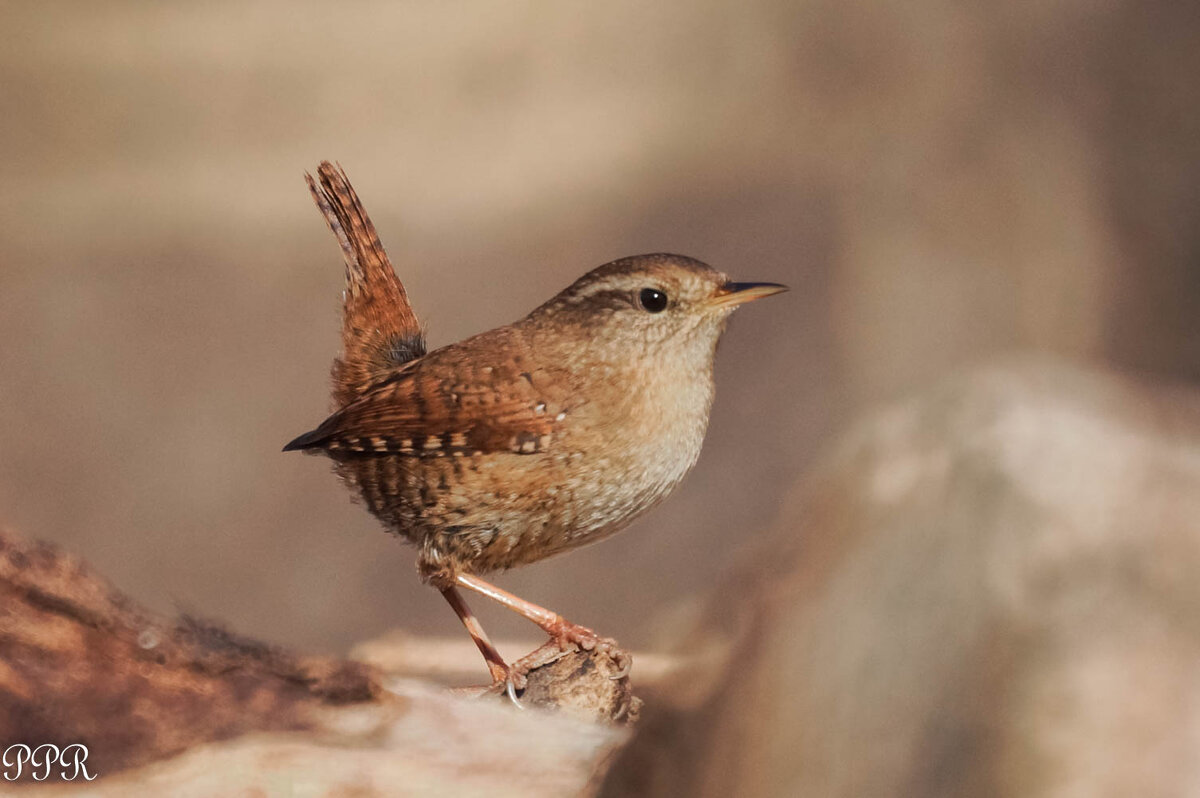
707 281 789 309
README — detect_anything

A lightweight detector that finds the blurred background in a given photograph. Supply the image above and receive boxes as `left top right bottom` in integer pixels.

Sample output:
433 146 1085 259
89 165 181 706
1 0 1197 670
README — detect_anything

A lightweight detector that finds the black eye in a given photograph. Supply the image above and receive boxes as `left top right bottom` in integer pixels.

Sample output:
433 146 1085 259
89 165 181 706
638 287 668 313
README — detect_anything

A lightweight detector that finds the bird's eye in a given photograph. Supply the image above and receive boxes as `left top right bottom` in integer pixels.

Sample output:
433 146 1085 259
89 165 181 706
638 288 668 313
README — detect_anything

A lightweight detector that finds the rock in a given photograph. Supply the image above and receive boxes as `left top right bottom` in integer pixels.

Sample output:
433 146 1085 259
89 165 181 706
0 528 634 794
607 358 1200 797
28 683 628 797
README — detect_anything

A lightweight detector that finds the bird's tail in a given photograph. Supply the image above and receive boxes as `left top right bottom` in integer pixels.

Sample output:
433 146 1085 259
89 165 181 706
306 162 426 409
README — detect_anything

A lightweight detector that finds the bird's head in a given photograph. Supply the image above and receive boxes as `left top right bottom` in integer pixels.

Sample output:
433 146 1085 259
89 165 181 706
528 253 787 357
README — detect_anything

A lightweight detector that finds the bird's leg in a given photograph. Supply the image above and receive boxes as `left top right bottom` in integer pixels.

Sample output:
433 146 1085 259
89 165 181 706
455 574 631 678
454 574 599 647
439 586 525 704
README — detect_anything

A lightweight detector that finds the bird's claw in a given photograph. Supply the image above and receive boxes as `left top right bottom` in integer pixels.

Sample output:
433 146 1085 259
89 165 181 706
608 649 633 680
464 664 527 708
549 620 612 652
502 673 525 708
546 620 631 679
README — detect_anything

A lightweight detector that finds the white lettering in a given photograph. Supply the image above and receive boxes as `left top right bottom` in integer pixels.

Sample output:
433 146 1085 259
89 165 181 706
59 744 96 781
2 745 31 781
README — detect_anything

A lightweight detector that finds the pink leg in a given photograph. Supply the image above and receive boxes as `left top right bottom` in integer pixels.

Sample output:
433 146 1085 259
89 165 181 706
455 574 612 654
440 586 525 701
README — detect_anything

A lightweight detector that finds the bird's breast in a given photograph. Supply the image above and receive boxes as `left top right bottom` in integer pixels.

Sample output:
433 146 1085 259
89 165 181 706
548 356 716 541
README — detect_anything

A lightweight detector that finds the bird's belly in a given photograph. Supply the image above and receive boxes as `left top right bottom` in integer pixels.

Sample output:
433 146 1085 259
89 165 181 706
331 387 709 574
491 410 707 567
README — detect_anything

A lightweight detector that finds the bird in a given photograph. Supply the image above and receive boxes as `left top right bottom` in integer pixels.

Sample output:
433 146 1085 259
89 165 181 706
285 162 786 698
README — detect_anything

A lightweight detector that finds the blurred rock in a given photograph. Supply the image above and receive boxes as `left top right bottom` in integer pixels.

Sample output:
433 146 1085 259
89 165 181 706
0 527 383 776
31 681 628 798
0 528 634 794
607 357 1200 797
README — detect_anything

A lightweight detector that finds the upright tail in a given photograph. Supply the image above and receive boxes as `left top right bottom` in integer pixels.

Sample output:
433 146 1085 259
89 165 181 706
306 162 426 409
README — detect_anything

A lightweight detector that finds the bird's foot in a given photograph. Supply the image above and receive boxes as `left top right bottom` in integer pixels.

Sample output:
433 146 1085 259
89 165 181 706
543 619 632 680
497 667 527 707
457 663 528 707
544 618 606 652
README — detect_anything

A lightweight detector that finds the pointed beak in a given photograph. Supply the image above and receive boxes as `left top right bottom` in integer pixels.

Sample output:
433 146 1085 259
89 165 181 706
707 281 789 309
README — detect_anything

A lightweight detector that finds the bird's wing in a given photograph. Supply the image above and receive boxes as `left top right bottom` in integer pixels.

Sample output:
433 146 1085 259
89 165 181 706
282 356 565 456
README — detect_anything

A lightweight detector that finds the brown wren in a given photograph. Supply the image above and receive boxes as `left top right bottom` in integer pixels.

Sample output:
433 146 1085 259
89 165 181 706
285 162 786 697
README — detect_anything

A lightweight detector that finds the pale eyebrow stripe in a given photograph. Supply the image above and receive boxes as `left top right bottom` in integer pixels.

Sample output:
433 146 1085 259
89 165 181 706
567 287 638 309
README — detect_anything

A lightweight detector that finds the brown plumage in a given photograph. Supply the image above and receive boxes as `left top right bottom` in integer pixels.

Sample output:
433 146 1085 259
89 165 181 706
305 163 425 409
286 162 786 696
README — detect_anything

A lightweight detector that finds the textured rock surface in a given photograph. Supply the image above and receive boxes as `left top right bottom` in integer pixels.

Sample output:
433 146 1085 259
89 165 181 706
0 528 634 793
29 684 627 798
607 358 1200 797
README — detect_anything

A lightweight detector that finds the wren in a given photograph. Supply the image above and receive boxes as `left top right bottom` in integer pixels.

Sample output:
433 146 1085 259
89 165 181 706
285 162 786 698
